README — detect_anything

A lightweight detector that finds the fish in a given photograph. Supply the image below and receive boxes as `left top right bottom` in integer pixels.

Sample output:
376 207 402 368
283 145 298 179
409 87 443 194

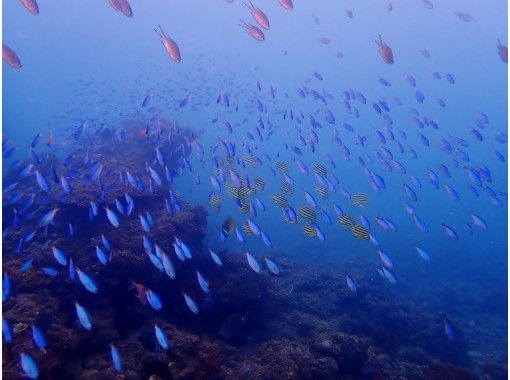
470 213 487 230
382 267 397 284
339 213 355 228
108 0 132 17
443 318 458 341
38 208 59 227
20 258 33 272
105 207 120 227
346 274 357 293
35 170 50 192
455 11 473 22
76 268 98 293
20 353 39 379
209 248 223 266
155 324 169 350
52 246 68 266
19 0 39 15
149 167 162 186
31 325 47 351
413 215 429 233
497 39 508 63
415 247 431 261
351 192 368 207
162 253 176 279
196 271 210 293
110 343 123 373
75 302 92 330
183 292 199 314
245 2 270 29
146 289 162 311
376 34 394 64
3 318 13 343
239 20 265 41
264 257 280 275
155 25 181 63
441 222 459 240
246 252 260 273
277 0 293 10
378 250 394 269
352 225 370 240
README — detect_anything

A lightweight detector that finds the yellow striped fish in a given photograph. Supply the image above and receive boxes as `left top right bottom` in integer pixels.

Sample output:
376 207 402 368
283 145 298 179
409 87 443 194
303 224 318 237
254 177 265 192
339 214 355 228
352 225 370 239
238 186 252 198
351 192 368 207
226 184 240 199
243 155 258 167
239 199 250 214
272 193 289 208
281 180 293 195
316 185 329 198
275 161 289 173
313 163 327 177
243 220 255 234
299 206 316 221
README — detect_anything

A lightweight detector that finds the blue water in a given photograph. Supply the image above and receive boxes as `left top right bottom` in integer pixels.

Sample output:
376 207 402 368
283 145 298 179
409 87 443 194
3 0 508 376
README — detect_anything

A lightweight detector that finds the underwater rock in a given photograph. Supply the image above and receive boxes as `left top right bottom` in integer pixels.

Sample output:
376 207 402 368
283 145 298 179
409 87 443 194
423 361 478 380
224 338 339 380
310 330 368 373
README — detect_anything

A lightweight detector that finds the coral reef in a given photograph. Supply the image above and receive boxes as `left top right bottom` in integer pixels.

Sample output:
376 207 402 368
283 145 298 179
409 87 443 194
2 119 506 379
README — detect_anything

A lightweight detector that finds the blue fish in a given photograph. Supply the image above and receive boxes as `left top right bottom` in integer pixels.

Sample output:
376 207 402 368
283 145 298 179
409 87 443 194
105 207 120 227
76 268 98 293
20 353 39 379
52 247 68 266
42 267 59 276
32 325 47 351
38 208 59 227
75 302 92 330
35 170 50 193
110 343 123 373
155 324 169 350
20 258 33 272
146 289 162 311
3 318 13 343
96 246 109 265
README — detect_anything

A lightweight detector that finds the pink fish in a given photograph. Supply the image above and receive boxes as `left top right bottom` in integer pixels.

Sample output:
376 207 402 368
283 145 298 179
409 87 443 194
498 39 508 63
155 25 181 63
455 11 473 22
19 0 39 15
376 34 394 64
277 0 293 10
107 0 133 18
245 2 270 29
129 280 147 305
2 44 22 69
239 20 265 41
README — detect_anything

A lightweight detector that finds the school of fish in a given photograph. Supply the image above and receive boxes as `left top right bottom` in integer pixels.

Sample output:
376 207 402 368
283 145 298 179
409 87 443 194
2 0 508 378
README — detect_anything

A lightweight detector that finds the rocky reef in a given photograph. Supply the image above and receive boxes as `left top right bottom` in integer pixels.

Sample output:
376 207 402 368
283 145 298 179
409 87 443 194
2 119 506 380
